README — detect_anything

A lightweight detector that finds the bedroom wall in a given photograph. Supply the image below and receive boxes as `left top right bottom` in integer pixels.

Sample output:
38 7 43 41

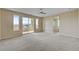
59 9 78 38
78 9 79 38
34 17 44 32
0 9 1 40
38 17 44 32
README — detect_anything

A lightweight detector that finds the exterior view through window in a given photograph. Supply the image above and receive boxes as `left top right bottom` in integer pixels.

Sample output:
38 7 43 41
13 15 19 31
22 17 34 34
22 17 29 32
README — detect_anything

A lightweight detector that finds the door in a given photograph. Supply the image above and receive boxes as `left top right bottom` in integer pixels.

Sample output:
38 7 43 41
22 17 34 34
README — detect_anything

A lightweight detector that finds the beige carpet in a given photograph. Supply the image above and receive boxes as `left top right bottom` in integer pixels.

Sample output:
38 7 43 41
0 33 79 51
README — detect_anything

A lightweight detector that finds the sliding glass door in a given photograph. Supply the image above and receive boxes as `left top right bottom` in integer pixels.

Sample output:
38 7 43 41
22 17 34 34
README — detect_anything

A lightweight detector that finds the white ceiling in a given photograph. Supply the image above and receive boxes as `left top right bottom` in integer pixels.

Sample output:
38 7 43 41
7 8 76 17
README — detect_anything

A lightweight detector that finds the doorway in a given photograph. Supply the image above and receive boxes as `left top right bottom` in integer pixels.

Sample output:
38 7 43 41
44 16 60 33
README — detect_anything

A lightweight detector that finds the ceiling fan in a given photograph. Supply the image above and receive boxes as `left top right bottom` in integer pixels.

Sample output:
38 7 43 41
39 8 46 14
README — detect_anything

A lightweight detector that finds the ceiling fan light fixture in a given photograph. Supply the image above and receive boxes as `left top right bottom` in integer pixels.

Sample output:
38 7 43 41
39 8 47 14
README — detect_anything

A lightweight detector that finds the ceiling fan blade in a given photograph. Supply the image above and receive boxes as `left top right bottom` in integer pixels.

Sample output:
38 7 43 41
42 12 46 14
40 12 46 14
38 8 47 14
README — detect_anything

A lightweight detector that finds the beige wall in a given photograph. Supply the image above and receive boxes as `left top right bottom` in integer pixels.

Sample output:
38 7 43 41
0 9 1 39
59 9 78 38
78 9 79 38
34 17 44 32
38 18 44 32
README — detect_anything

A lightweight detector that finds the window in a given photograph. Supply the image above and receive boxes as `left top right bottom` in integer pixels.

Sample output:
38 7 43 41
13 15 19 31
36 18 39 29
23 17 29 25
22 17 29 32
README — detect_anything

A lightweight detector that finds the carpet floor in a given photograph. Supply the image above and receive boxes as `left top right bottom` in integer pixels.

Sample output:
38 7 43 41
0 33 79 51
